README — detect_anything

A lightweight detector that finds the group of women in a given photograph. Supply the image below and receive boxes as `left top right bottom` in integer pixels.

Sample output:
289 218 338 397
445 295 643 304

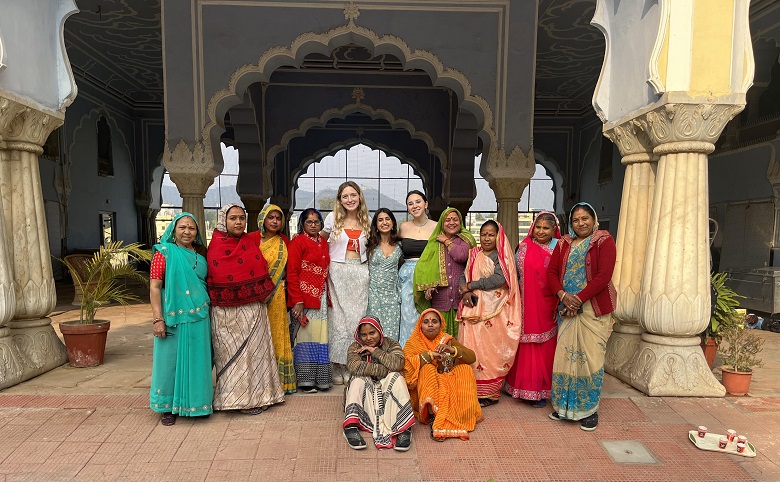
148 179 617 448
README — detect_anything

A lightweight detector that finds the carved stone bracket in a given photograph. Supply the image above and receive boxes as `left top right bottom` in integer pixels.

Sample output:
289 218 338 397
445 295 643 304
484 145 535 246
638 103 744 147
163 138 217 180
0 91 64 148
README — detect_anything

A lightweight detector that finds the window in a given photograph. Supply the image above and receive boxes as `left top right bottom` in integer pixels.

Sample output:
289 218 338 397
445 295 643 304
155 143 240 244
290 144 423 233
466 154 555 242
97 116 113 177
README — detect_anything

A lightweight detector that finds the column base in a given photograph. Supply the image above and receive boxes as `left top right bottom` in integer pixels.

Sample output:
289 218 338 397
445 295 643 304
604 322 644 384
627 333 725 397
1 318 67 389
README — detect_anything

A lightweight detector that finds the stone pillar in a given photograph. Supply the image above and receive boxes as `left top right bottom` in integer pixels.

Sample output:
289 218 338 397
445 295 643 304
484 146 536 247
135 193 159 247
0 92 68 389
241 194 267 233
603 123 656 383
631 103 742 397
163 139 217 232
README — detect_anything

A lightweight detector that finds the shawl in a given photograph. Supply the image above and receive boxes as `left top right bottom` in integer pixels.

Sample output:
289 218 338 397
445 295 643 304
207 204 274 306
258 204 289 293
413 207 476 295
403 308 453 362
517 211 561 337
458 222 520 323
152 212 209 326
568 202 599 238
353 315 385 363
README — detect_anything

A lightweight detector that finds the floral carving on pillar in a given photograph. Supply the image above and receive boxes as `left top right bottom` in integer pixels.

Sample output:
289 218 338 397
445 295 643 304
484 145 535 247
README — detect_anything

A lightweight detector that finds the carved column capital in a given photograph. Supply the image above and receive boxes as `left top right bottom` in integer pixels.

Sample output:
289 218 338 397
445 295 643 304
483 145 536 189
0 92 64 149
163 138 217 178
603 119 655 162
633 103 743 150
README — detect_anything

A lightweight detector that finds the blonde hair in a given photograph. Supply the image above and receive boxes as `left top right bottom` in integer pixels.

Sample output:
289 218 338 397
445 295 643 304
332 180 370 237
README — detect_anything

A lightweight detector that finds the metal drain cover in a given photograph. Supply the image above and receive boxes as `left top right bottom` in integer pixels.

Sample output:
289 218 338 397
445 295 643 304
601 441 658 464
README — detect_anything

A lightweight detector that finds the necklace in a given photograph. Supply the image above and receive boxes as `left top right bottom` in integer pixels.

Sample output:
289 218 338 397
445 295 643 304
412 217 429 228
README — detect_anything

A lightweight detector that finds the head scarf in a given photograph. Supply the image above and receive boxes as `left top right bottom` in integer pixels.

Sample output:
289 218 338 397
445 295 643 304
216 203 244 233
523 211 561 246
413 207 476 298
152 212 209 326
353 315 385 346
298 208 324 235
403 308 451 358
568 202 599 239
159 211 205 246
258 204 285 236
207 203 273 306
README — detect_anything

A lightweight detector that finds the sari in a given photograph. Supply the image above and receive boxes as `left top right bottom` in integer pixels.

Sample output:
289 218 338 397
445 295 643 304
413 207 476 337
344 316 415 449
550 203 615 421
403 308 482 440
258 204 296 394
208 204 284 410
505 212 561 400
457 222 522 400
367 244 403 340
150 212 213 417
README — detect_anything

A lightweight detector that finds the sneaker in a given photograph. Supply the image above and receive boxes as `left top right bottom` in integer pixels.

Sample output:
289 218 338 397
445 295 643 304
549 411 565 421
580 412 598 431
332 364 344 385
343 426 367 450
394 429 412 452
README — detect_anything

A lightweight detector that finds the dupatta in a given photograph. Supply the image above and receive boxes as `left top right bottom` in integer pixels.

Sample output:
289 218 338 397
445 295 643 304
517 211 561 337
457 222 520 323
413 207 476 309
258 204 288 296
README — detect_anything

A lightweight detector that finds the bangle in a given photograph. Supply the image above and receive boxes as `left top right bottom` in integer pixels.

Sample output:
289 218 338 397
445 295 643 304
558 291 565 301
153 317 164 324
421 353 430 364
453 346 460 358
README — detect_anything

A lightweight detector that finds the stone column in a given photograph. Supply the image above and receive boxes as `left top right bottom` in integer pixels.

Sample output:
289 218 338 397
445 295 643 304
241 194 266 233
163 139 217 233
631 103 742 397
603 122 656 383
0 93 68 389
484 146 536 247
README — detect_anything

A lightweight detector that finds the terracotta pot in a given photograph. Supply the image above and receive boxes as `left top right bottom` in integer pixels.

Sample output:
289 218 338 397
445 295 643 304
721 366 752 396
59 320 111 368
700 337 718 369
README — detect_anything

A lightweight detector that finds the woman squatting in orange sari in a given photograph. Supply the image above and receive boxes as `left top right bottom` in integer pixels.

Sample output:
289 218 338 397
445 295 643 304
403 308 482 441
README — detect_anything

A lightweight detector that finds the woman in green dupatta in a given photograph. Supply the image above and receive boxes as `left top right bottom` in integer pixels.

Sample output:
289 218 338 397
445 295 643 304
258 204 296 393
413 207 476 338
149 212 212 426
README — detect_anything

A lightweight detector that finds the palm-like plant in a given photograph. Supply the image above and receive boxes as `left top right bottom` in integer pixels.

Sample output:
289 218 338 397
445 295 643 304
707 272 743 340
59 241 152 323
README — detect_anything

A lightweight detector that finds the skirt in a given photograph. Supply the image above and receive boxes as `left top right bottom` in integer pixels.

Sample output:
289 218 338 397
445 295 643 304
211 301 285 410
327 258 369 364
292 286 332 391
398 259 419 346
343 373 416 449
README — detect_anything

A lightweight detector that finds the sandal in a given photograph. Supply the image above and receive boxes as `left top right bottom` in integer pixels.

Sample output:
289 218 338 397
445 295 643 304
240 406 268 415
530 399 547 408
344 426 367 450
161 412 177 426
479 398 499 407
301 387 318 394
580 412 598 432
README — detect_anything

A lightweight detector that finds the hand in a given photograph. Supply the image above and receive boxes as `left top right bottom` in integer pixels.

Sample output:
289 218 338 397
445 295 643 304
561 293 582 312
435 343 454 355
356 346 377 355
153 320 166 338
436 234 449 244
429 350 443 360
458 283 469 295
425 288 436 300
292 302 304 319
461 292 475 307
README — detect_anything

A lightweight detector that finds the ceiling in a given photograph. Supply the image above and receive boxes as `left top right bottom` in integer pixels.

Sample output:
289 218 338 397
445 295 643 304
63 0 606 116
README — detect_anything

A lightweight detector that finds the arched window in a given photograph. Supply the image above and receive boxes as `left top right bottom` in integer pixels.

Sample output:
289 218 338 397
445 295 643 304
155 143 241 243
466 154 556 241
291 143 423 232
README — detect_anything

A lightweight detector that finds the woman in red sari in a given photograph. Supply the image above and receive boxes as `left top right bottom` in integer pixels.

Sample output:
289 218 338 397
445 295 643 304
504 211 561 407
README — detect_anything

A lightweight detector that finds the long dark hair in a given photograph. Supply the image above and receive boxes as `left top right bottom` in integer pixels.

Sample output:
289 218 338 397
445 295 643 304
298 208 324 234
367 208 401 256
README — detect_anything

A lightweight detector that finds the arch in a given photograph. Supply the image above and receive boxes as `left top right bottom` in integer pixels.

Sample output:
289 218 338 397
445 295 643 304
149 160 165 210
202 18 497 170
0 29 6 75
533 149 566 214
68 108 134 188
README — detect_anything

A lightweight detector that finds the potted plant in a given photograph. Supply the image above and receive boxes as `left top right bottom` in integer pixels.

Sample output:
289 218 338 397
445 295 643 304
702 272 743 368
719 316 764 395
58 241 151 367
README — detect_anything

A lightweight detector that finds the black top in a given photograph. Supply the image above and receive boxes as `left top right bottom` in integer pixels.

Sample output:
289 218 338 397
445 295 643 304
401 238 428 259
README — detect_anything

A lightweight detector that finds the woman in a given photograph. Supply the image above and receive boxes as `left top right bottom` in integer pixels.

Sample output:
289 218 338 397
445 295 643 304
547 202 616 431
323 181 371 385
208 204 284 413
414 207 476 338
398 190 436 345
287 208 332 393
403 308 482 441
366 208 403 340
149 212 212 426
504 212 561 407
343 316 415 451
457 220 522 406
258 204 296 394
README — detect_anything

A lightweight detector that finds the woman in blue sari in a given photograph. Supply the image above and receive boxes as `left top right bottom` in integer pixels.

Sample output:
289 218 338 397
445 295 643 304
149 212 213 426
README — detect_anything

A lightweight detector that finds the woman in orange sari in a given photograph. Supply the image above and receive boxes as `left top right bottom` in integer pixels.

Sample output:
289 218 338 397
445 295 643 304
457 220 522 406
403 308 482 441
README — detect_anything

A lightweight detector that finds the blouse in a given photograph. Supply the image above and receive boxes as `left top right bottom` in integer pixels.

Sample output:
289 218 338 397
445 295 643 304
323 212 368 263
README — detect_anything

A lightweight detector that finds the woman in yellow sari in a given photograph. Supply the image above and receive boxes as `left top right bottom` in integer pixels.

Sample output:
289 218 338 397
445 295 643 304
404 308 482 441
258 204 296 394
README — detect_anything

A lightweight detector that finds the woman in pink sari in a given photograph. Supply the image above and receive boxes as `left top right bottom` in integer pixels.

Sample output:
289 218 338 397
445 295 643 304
457 220 522 406
504 212 561 407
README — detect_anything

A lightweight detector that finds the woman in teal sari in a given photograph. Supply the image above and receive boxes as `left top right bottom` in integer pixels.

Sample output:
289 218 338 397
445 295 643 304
149 212 213 426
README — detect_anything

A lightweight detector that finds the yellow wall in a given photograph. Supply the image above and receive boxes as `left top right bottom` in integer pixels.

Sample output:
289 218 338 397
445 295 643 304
689 0 735 95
